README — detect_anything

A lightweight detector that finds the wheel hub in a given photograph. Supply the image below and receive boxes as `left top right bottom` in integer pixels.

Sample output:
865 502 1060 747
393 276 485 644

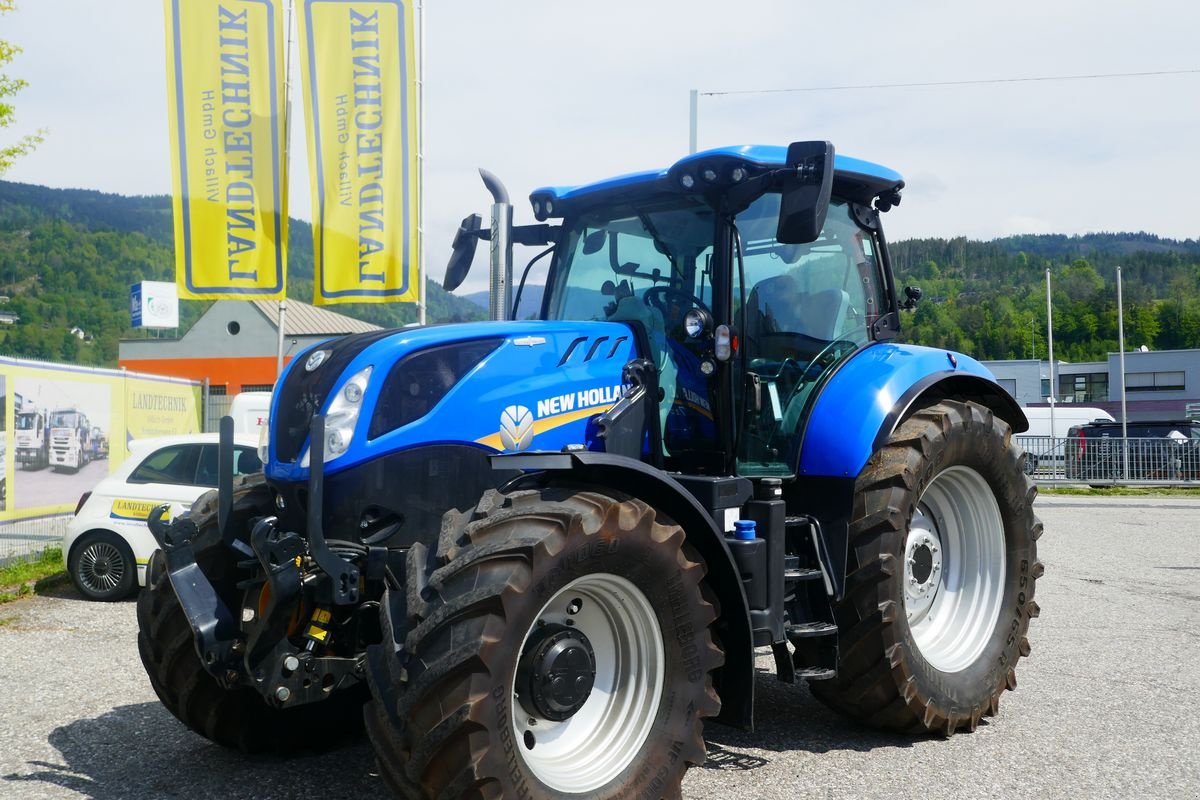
516 623 597 721
904 514 943 621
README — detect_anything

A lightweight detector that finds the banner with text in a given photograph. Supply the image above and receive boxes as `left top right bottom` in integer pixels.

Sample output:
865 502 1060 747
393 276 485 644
0 357 200 521
164 0 288 300
298 0 420 305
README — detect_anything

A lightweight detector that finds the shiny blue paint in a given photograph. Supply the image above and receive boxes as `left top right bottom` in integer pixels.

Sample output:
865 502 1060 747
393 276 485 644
266 320 637 482
532 145 903 204
797 343 998 479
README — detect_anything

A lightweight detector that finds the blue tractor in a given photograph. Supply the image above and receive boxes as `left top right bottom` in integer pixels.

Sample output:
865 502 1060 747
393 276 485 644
139 142 1042 799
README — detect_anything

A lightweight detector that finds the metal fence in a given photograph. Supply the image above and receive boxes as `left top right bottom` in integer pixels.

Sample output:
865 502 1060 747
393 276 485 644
0 515 69 567
1017 435 1200 486
203 392 234 433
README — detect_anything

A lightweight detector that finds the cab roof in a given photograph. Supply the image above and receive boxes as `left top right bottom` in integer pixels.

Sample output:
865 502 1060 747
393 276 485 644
531 144 904 212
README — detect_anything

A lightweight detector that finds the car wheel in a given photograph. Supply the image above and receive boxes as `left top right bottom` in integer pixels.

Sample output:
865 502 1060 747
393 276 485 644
70 531 137 601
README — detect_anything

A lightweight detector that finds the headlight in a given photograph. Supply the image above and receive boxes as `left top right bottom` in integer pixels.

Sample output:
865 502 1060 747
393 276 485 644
301 365 372 467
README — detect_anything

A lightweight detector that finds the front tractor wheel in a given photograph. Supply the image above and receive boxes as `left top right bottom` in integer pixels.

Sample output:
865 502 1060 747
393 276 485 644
365 488 723 800
136 475 368 752
811 400 1043 734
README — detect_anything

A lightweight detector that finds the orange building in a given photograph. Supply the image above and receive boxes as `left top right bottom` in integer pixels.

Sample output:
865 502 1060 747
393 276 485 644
119 299 381 396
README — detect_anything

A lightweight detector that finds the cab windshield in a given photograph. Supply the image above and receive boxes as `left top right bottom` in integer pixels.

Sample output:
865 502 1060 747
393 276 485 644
50 413 80 428
545 194 721 468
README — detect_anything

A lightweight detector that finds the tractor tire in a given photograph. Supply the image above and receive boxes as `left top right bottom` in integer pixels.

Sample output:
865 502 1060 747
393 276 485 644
810 400 1043 734
136 473 368 753
365 488 723 800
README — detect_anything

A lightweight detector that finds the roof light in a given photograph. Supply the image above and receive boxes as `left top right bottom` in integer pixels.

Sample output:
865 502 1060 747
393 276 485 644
702 167 718 182
730 166 746 183
544 200 554 216
679 173 695 190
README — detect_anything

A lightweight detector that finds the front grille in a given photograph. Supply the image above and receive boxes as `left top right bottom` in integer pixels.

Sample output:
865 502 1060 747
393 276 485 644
274 329 399 462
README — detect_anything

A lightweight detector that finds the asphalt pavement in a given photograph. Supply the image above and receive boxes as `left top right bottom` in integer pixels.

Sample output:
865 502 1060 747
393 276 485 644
0 494 1196 799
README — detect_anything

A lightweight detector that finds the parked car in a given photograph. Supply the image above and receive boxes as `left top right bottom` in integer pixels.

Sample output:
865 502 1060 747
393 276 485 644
1065 419 1200 482
64 433 262 601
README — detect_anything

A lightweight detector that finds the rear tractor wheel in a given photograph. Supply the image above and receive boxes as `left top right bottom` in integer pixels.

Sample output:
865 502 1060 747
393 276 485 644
365 488 723 799
811 400 1043 734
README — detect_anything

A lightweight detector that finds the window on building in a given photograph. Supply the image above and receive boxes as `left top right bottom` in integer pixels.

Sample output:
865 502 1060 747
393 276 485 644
1059 373 1108 403
209 386 228 396
1125 371 1185 393
997 378 1017 398
1040 378 1051 399
241 384 274 393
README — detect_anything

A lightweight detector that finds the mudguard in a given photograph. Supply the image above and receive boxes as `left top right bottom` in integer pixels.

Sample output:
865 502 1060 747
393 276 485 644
798 343 1026 479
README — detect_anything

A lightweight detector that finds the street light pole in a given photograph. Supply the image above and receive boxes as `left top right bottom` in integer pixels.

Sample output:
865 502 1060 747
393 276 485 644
1117 265 1129 480
1045 268 1057 456
689 89 698 154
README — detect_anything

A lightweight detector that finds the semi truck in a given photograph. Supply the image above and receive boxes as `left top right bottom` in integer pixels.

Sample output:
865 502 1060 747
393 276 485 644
48 408 91 473
15 407 50 469
140 141 1042 799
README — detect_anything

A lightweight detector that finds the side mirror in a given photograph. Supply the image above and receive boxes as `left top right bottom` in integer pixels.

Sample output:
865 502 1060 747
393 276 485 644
776 141 835 245
443 213 484 291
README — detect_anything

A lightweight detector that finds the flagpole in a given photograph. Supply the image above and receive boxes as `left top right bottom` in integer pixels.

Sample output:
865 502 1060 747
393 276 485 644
417 0 427 325
276 0 297 378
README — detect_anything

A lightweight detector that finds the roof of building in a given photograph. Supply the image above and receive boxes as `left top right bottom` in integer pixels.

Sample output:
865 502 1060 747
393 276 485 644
251 299 382 336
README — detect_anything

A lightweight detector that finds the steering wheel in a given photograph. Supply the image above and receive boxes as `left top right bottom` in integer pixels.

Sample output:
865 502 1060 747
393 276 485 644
643 286 711 318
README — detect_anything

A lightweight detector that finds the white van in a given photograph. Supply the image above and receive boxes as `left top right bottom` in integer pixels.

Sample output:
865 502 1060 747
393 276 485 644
229 392 272 435
1023 406 1114 439
1019 406 1115 474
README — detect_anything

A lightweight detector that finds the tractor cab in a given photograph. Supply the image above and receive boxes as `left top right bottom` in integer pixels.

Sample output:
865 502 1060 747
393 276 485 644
448 143 907 477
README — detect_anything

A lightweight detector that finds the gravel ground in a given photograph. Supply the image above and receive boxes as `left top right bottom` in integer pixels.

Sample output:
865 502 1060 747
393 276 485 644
1 495 1197 800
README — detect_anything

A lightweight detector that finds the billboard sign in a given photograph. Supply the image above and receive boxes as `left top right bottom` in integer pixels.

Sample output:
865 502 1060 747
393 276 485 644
130 281 180 329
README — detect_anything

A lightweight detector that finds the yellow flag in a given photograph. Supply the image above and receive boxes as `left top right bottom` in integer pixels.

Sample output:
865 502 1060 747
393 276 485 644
164 0 287 300
298 0 420 305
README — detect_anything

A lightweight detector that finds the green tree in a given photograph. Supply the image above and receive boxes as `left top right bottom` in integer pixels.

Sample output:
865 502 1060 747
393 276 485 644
0 0 44 175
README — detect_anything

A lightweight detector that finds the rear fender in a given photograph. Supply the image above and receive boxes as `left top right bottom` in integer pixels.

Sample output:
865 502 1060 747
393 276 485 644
495 451 756 731
799 343 1025 480
795 344 1026 599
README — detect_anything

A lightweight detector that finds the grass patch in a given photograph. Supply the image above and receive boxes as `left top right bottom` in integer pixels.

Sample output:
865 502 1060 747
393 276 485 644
1039 486 1200 497
0 547 65 604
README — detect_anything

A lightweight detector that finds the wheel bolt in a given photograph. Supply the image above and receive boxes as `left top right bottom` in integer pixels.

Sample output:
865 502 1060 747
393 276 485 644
275 686 291 702
241 608 255 623
283 655 300 672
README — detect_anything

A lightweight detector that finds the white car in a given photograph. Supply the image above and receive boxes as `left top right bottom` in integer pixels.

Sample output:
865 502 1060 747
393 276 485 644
64 433 262 601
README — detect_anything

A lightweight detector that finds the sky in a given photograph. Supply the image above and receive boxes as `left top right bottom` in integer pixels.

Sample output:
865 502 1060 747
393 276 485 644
2 0 1199 295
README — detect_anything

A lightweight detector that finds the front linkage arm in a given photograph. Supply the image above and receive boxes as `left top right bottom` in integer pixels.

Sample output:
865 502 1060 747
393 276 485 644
146 414 366 707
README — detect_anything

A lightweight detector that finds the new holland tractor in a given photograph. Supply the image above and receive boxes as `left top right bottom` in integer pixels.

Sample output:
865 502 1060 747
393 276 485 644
139 142 1042 799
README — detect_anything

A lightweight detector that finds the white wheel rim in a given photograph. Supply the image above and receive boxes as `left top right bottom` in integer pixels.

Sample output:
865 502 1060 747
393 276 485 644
904 465 1006 673
511 573 664 793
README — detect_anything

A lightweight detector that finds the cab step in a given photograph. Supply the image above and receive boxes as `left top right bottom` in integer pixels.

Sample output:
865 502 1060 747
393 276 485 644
786 621 837 638
794 667 836 680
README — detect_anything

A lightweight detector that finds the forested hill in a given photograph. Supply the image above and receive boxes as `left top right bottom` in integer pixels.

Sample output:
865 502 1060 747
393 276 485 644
0 181 484 366
890 233 1200 362
0 179 1197 367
